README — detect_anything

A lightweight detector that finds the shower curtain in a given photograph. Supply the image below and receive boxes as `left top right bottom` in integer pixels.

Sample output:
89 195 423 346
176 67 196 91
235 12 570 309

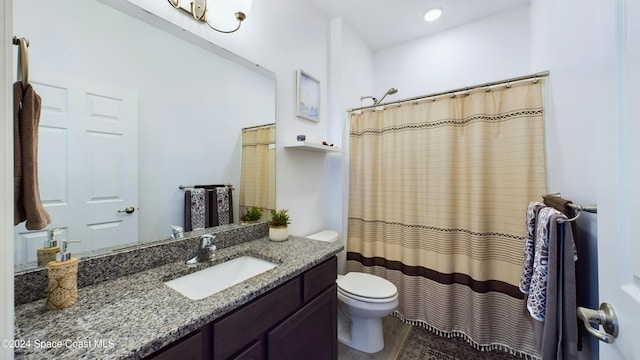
347 81 546 357
239 125 276 218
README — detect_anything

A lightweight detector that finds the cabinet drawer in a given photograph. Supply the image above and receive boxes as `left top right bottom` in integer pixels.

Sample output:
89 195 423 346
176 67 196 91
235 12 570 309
303 256 337 303
213 277 302 359
145 330 203 360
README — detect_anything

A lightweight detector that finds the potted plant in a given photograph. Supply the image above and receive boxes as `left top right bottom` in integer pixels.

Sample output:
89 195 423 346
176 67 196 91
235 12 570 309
269 209 290 241
240 206 263 224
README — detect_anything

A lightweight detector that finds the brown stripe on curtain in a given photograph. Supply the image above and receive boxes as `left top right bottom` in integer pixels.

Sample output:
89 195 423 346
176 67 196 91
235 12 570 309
346 252 523 298
347 81 547 357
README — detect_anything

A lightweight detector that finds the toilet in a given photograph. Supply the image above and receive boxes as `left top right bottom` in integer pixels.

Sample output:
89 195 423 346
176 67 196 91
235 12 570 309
306 230 398 353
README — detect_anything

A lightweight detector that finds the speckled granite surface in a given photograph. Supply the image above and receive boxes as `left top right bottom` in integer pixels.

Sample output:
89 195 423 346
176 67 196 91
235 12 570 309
15 223 269 305
14 235 343 359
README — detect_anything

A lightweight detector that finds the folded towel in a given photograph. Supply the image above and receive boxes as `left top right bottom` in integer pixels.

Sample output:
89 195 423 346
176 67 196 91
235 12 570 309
215 187 231 225
527 206 565 321
187 188 206 231
543 194 584 350
520 201 546 294
532 212 579 360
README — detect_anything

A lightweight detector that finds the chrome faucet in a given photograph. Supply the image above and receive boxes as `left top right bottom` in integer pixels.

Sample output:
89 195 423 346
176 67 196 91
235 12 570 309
186 234 216 265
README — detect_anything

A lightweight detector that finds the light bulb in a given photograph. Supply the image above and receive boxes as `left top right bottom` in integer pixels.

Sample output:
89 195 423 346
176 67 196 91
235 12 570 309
424 8 442 22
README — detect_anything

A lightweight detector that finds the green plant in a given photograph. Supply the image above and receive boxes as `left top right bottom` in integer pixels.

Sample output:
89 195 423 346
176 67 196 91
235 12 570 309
269 209 291 227
241 207 263 222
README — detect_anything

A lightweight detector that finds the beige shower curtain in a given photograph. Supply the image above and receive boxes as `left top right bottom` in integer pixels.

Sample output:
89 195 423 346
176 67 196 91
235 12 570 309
347 81 546 357
240 125 276 218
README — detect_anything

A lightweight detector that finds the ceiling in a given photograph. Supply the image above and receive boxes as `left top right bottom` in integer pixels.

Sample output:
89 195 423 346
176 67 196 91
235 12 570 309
304 0 530 52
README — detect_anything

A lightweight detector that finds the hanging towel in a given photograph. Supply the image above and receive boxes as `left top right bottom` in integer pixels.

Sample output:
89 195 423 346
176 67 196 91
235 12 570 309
215 187 231 225
532 212 579 360
184 188 206 231
520 201 546 294
527 206 564 321
13 82 51 230
203 186 233 227
542 194 586 351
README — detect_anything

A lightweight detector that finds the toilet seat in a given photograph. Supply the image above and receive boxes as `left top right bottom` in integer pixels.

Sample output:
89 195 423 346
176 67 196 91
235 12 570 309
337 272 397 303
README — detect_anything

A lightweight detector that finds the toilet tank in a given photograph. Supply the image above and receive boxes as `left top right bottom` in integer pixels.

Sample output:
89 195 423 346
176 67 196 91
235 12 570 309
306 230 338 242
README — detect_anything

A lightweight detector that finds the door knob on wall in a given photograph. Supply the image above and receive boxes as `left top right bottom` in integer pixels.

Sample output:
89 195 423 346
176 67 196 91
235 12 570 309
117 206 136 214
577 302 618 344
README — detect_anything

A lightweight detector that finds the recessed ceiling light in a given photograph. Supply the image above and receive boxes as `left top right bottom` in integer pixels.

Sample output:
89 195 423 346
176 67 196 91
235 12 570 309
424 8 442 22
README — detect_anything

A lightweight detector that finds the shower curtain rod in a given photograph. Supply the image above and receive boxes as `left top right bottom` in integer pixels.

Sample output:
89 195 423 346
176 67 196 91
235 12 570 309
347 70 550 113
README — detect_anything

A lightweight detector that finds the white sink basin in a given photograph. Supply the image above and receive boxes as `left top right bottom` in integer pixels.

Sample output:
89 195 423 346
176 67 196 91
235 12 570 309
164 256 278 300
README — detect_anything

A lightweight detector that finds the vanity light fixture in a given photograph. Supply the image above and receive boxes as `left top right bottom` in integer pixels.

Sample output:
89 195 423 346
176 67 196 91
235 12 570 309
424 8 443 22
168 0 252 34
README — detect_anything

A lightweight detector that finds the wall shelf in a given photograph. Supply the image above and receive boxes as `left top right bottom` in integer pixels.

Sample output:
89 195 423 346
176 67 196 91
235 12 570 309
284 141 342 153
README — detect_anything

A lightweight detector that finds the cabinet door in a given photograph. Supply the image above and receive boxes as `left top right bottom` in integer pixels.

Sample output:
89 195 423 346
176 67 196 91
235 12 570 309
214 278 302 359
267 284 337 359
232 340 263 360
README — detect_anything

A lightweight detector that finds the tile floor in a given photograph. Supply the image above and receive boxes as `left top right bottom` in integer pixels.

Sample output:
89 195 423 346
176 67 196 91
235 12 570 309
337 316 411 360
338 316 524 360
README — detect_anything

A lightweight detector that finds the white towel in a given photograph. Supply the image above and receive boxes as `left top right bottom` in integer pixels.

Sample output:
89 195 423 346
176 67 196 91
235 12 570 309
520 201 546 294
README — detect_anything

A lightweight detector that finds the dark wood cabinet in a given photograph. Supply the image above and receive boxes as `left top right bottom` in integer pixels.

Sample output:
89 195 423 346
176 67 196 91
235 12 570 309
268 285 337 360
213 278 302 359
147 256 337 360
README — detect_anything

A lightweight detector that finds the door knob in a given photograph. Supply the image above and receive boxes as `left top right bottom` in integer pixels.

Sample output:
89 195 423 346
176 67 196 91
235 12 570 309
577 302 618 344
117 206 136 214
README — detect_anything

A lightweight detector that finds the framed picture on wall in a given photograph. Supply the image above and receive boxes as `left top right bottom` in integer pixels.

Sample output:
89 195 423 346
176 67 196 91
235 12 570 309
296 69 320 122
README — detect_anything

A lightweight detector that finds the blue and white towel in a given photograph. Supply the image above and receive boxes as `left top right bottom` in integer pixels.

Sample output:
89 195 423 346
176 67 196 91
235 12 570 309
519 201 546 294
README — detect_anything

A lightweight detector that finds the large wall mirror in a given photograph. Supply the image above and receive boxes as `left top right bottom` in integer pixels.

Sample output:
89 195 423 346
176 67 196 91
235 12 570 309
13 0 276 271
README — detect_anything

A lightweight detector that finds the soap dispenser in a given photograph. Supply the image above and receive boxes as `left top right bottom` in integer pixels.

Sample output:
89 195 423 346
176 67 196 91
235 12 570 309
37 228 61 267
46 239 80 311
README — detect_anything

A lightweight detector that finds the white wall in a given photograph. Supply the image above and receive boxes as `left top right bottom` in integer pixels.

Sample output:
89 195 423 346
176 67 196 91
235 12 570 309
111 0 338 238
13 0 275 251
529 0 617 358
373 5 530 99
329 17 376 273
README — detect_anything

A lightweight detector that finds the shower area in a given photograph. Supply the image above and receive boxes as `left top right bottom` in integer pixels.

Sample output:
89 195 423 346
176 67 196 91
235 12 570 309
346 74 547 357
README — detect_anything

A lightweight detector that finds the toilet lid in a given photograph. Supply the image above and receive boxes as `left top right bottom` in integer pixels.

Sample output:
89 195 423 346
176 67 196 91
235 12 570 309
336 272 397 299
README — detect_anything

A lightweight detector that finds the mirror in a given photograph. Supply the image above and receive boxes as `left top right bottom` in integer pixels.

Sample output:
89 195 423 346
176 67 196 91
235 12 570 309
13 0 276 271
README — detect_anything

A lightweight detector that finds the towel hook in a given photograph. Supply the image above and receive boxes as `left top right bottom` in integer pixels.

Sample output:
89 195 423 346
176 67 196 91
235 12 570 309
557 211 580 224
12 36 29 89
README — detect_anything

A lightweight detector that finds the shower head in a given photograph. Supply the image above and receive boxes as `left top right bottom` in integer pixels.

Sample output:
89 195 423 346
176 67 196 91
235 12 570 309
374 87 398 105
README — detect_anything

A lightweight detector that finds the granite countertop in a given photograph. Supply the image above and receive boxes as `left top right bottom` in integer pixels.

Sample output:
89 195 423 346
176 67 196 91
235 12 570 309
14 236 343 359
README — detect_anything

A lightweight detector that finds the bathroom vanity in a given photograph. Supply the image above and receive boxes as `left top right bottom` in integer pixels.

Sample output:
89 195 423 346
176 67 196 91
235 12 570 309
149 256 337 359
14 229 342 359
